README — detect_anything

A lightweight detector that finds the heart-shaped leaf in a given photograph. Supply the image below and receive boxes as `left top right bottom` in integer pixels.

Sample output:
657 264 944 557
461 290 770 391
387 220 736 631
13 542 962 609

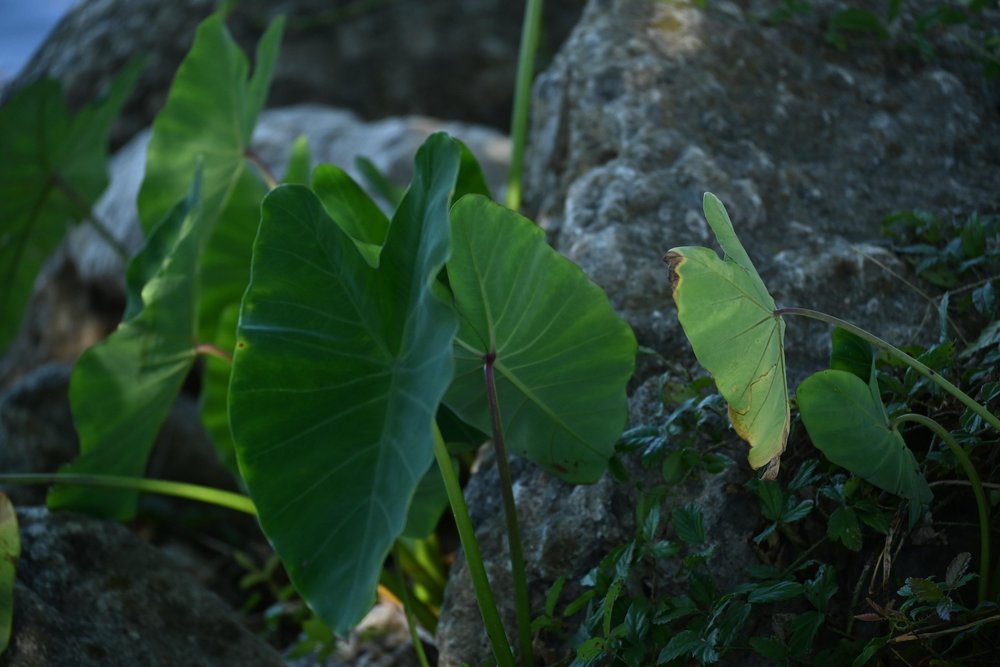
798 366 931 526
665 193 789 477
229 133 461 634
0 60 142 353
444 195 636 483
49 174 206 519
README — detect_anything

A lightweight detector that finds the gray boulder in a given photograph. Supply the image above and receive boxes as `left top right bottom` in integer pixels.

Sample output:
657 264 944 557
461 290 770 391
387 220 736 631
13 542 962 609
3 0 584 145
436 0 999 662
0 507 283 667
524 0 1000 378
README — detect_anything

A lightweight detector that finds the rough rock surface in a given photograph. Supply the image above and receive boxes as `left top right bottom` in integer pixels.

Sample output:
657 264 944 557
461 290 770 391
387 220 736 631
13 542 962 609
0 507 283 667
436 379 759 666
523 0 1000 379
437 0 999 663
3 0 583 144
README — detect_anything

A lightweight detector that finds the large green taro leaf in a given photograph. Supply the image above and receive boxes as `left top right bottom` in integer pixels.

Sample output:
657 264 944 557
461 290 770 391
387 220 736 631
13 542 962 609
137 13 282 232
444 195 636 483
229 133 461 635
49 176 206 519
0 60 141 353
0 492 18 654
798 330 932 526
664 193 789 478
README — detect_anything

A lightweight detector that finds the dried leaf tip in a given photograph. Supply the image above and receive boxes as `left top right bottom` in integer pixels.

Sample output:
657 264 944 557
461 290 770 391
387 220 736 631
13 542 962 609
663 250 683 295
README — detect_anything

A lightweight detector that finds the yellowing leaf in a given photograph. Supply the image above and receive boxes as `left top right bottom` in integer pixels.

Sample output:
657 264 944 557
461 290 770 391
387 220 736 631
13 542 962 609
664 193 789 477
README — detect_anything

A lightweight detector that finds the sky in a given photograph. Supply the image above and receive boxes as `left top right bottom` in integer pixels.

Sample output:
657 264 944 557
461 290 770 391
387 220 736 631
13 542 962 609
0 0 77 84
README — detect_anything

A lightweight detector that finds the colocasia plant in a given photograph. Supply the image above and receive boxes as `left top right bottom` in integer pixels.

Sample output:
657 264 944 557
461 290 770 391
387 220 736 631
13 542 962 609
665 193 999 600
0 4 637 666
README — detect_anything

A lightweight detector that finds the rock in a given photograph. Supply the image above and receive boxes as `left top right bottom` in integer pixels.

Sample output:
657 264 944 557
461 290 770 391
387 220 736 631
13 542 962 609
524 0 1000 378
0 507 283 667
438 0 1000 661
3 0 584 145
0 363 240 507
436 377 759 666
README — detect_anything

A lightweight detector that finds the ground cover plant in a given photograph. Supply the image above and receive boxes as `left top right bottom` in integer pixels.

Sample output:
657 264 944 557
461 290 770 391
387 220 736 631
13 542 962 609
1 0 998 665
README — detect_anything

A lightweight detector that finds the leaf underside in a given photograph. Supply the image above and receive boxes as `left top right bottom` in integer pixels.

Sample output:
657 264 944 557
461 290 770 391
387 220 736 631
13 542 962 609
0 492 19 654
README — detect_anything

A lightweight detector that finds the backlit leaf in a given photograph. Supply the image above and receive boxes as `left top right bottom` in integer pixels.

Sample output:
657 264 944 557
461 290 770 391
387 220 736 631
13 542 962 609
665 193 789 478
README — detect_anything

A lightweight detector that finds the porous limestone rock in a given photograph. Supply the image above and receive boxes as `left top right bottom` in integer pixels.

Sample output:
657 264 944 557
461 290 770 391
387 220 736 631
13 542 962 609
0 507 283 667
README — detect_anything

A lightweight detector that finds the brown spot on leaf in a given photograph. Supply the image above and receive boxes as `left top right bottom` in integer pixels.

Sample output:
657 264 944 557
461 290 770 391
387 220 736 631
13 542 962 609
663 251 684 296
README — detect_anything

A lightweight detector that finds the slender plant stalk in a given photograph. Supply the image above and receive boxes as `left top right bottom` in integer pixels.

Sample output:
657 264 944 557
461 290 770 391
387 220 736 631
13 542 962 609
506 0 545 212
0 473 256 515
244 148 279 190
775 307 1000 433
431 425 515 667
484 353 534 667
391 543 432 667
894 414 991 602
51 172 130 262
194 342 234 363
378 567 439 634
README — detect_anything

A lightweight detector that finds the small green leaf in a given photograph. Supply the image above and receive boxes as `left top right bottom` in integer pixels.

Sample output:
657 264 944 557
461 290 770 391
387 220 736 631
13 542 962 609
749 637 787 661
788 610 824 658
747 580 805 604
755 480 785 521
444 195 636 483
0 60 142 353
665 193 789 478
545 576 567 617
0 493 19 654
798 369 932 526
830 328 873 383
656 630 701 664
672 504 706 545
49 174 206 519
945 552 971 589
827 506 863 551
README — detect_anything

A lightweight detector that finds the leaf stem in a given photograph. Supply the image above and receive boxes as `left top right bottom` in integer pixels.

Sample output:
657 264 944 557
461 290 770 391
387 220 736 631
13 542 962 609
505 0 544 212
244 148 279 190
431 425 515 667
893 413 991 603
774 307 1000 434
195 342 234 363
391 543 432 667
51 171 130 262
484 352 534 666
0 473 255 515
